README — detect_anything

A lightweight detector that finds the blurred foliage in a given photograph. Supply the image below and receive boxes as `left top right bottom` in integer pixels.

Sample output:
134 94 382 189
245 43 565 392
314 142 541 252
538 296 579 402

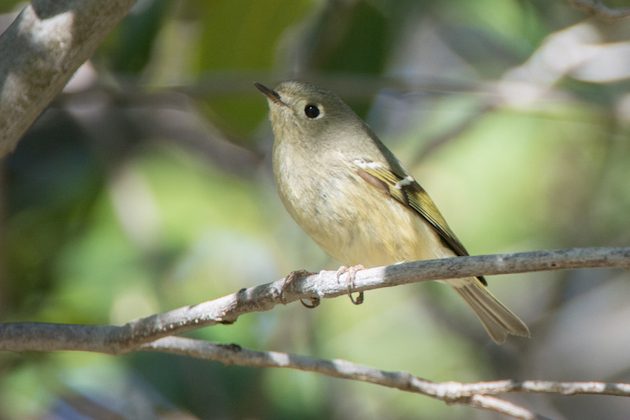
1 0 630 419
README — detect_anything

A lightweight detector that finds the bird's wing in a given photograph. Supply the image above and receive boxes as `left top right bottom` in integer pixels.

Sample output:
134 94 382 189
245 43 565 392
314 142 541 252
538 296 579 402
353 158 487 285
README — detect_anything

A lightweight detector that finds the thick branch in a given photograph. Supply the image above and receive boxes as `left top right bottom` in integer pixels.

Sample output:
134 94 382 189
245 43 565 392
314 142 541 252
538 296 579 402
0 0 135 156
568 0 630 20
144 336 630 419
0 247 628 354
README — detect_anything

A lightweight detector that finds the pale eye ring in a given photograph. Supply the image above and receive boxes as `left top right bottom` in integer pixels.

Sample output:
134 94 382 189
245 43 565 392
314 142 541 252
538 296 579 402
304 104 320 119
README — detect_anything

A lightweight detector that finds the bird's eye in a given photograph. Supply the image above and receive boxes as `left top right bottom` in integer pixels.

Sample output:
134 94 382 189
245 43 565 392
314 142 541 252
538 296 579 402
304 104 320 119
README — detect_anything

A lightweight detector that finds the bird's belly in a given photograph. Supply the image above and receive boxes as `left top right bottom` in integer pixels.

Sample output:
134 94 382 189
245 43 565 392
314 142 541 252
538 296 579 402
317 198 447 266
280 171 450 267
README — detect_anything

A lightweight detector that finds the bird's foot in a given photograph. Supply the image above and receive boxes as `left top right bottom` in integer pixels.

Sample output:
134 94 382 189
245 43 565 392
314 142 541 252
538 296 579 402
336 265 365 305
281 269 320 308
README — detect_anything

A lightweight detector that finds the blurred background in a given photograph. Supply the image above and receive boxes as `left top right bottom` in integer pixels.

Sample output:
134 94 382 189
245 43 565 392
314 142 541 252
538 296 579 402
1 0 629 418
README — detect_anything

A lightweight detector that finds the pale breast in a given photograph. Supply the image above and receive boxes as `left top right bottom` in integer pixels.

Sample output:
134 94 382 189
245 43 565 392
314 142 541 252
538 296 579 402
273 146 453 267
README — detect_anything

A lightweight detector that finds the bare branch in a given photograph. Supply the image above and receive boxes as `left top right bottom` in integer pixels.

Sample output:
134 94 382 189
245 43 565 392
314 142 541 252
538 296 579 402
410 102 496 165
0 0 135 156
0 247 628 354
0 248 628 418
468 396 540 420
144 336 630 419
568 0 630 20
143 337 539 419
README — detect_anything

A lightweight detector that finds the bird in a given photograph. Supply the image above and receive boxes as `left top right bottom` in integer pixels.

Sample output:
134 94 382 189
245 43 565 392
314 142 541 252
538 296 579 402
256 80 530 344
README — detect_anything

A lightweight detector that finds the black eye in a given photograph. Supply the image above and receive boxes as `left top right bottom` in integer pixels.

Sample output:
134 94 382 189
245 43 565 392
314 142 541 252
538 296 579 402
304 104 320 118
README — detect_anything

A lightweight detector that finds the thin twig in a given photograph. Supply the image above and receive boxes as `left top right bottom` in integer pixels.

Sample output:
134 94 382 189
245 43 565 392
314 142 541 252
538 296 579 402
142 337 539 419
0 247 628 354
410 102 496 165
144 336 630 419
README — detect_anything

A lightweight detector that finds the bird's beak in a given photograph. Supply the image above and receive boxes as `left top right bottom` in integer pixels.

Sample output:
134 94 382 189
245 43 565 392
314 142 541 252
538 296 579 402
254 82 285 106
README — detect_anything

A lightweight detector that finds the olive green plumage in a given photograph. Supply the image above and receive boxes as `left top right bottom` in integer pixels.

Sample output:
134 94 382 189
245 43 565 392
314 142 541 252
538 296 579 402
256 81 529 343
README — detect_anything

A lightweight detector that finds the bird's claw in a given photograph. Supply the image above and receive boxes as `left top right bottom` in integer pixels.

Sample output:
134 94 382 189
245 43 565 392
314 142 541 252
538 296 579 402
281 269 320 308
336 265 365 305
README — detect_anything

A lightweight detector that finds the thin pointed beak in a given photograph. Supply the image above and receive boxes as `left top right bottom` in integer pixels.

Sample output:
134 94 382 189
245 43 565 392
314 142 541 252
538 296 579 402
254 82 285 106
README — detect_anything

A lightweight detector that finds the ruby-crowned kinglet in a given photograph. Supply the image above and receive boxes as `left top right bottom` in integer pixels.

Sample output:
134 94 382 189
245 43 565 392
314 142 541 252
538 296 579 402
255 81 529 344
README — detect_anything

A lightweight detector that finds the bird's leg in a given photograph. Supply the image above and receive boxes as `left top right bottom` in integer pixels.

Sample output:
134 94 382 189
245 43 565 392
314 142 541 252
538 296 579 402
336 265 365 305
281 269 320 308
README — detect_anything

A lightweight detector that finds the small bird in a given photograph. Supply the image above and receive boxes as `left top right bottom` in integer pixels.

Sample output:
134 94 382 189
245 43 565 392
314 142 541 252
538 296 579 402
256 81 530 344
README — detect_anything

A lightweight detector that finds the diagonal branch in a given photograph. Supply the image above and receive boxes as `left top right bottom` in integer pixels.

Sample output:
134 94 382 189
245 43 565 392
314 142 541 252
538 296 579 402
0 0 135 156
144 336 630 419
567 0 630 20
0 247 628 354
410 102 496 165
147 337 630 399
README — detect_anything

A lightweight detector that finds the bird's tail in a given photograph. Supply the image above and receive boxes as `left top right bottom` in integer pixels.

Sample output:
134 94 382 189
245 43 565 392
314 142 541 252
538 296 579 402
451 279 530 344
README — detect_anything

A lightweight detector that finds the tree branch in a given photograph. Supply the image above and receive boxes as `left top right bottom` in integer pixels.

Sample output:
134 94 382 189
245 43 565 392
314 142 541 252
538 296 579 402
0 0 135 157
0 247 628 354
143 336 630 419
1 247 628 418
410 102 496 165
567 0 630 20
